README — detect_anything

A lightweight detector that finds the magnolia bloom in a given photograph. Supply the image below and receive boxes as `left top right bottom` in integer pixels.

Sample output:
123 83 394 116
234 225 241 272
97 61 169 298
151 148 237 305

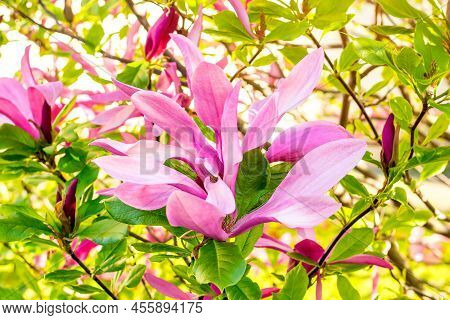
92 35 366 241
256 234 392 299
145 7 179 60
0 46 63 142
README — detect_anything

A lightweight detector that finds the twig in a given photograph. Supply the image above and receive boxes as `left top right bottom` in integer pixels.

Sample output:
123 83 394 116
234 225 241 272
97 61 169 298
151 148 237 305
129 231 150 243
230 46 264 81
64 242 118 300
308 32 380 143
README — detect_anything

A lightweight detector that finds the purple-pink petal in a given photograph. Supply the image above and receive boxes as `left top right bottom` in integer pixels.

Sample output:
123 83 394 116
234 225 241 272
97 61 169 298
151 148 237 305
228 0 255 38
166 191 229 241
275 48 324 115
330 254 393 269
191 62 232 132
255 234 291 253
170 34 204 82
114 182 179 210
144 272 196 300
265 121 353 163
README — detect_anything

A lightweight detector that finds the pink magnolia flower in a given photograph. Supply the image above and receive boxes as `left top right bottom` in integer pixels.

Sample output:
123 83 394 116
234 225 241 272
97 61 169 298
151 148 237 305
256 234 392 299
0 46 63 142
92 35 366 241
228 0 255 38
145 7 179 60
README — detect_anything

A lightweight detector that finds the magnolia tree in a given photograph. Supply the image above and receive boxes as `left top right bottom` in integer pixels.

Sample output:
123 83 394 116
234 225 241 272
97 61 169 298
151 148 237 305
0 0 448 300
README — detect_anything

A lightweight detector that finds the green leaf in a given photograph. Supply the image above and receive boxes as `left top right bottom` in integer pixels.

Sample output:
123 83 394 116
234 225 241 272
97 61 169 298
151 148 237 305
287 252 320 267
212 11 253 42
273 264 308 300
105 198 169 226
234 224 263 257
235 149 269 217
279 46 307 64
78 219 128 245
95 239 127 274
164 159 197 180
84 23 104 53
252 54 277 67
70 284 103 294
0 124 37 157
45 269 84 283
375 0 422 19
116 61 149 89
311 0 355 31
428 100 450 117
390 97 413 124
329 228 374 261
422 114 448 145
122 264 146 288
339 43 359 72
420 161 447 181
407 146 450 169
369 25 412 36
132 243 190 256
340 175 369 197
266 21 308 41
226 277 261 300
0 205 52 242
192 241 246 291
395 47 421 74
353 38 390 65
337 275 360 299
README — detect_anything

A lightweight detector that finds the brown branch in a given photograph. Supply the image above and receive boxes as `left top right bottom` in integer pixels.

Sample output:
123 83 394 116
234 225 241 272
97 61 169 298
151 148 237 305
64 241 118 300
12 5 132 64
308 32 381 143
125 0 150 30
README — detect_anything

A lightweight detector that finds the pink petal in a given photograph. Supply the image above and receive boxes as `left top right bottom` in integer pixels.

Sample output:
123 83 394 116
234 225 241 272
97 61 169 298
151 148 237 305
87 90 129 104
204 176 236 214
0 78 33 120
170 34 204 82
276 48 324 114
144 273 196 300
145 7 179 60
92 105 138 133
255 234 291 253
191 62 232 132
330 254 393 269
221 82 242 191
124 20 141 60
131 91 216 158
228 0 255 38
267 138 366 198
265 121 353 163
115 182 179 210
188 5 203 45
230 194 340 236
261 287 280 299
166 191 229 241
112 78 142 97
0 97 39 139
294 239 324 262
21 46 37 87
93 155 206 198
242 94 278 152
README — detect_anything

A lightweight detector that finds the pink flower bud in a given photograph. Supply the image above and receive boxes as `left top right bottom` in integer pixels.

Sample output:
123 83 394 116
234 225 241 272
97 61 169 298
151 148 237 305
381 114 395 168
145 7 179 60
63 178 78 233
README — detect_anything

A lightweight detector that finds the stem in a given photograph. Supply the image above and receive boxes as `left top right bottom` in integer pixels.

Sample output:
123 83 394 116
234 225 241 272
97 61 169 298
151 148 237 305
408 99 429 160
129 231 150 243
230 46 264 81
64 242 118 300
308 33 380 143
307 198 381 278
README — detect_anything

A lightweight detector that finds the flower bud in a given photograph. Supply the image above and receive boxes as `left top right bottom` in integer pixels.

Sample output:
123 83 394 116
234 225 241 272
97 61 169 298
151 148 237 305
145 7 179 60
381 114 398 170
40 101 53 143
56 179 78 235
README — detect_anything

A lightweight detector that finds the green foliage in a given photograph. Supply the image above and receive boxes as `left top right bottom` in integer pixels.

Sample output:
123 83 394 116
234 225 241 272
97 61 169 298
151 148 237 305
337 275 360 300
77 219 128 245
225 277 261 300
273 264 308 300
192 241 246 291
329 228 374 261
